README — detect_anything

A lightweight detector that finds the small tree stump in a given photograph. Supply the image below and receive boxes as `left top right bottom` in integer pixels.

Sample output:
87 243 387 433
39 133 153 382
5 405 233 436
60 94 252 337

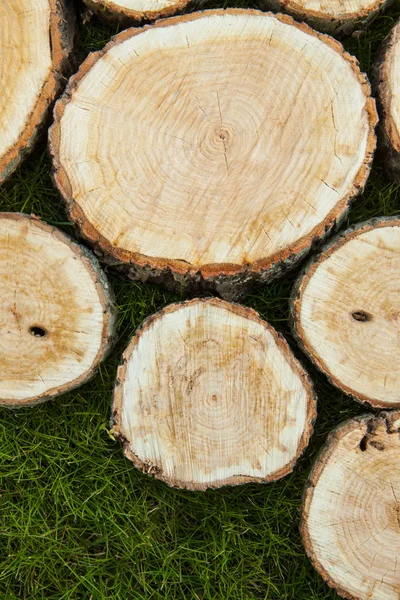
259 0 391 36
291 217 400 409
50 10 377 300
82 0 203 26
0 0 74 184
112 298 316 490
302 410 400 600
374 21 400 181
0 213 116 407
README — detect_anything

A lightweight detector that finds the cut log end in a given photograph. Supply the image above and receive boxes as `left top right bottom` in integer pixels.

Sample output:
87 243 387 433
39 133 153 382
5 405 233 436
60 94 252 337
0 0 75 184
82 0 204 26
291 217 400 408
259 0 391 36
302 410 400 600
49 9 376 300
0 213 116 408
374 20 400 181
112 298 316 490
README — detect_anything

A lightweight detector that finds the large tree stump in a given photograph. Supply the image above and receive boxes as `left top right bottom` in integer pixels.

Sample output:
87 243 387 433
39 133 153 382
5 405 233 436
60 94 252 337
291 217 400 409
82 0 204 26
0 0 74 184
112 298 316 490
49 10 377 300
0 213 116 407
302 410 400 600
259 0 391 36
374 20 400 181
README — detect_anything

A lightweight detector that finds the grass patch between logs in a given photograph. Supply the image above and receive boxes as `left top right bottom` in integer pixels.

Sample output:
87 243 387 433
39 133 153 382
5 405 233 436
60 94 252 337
0 0 400 597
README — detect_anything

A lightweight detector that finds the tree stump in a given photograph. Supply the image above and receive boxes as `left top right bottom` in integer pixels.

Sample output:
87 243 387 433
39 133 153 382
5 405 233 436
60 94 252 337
291 217 400 409
302 410 400 600
0 213 116 407
112 298 316 490
82 0 204 26
0 0 74 184
259 0 391 36
50 9 377 300
374 20 400 181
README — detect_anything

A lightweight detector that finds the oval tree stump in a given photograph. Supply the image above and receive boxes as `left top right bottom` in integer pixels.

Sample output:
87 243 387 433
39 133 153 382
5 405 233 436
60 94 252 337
0 213 116 407
82 0 204 26
112 298 316 490
374 20 400 181
50 9 377 301
291 217 400 409
259 0 391 36
302 410 400 600
0 0 74 184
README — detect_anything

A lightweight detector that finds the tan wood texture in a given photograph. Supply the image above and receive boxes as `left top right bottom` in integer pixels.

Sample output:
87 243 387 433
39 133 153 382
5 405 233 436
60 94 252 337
302 411 400 600
82 0 205 25
50 10 377 299
112 298 316 490
292 217 400 408
375 20 400 180
0 0 74 184
259 0 391 36
0 213 116 407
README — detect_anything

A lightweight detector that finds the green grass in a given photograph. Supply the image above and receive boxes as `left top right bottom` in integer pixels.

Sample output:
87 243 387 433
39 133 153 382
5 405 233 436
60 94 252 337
0 0 400 597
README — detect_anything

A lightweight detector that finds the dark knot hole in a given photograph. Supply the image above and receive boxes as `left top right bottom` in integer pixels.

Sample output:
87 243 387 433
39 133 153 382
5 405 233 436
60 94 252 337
29 326 47 338
352 311 371 322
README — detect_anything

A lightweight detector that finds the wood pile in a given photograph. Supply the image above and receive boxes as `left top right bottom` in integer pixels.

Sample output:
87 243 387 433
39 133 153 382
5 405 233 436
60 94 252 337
2 1 400 597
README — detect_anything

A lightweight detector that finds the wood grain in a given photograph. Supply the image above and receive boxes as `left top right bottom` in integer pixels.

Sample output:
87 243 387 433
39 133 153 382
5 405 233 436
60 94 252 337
50 10 377 299
302 411 400 600
0 0 74 184
374 20 400 180
292 217 400 408
82 0 205 25
0 213 116 407
112 298 316 490
259 0 391 36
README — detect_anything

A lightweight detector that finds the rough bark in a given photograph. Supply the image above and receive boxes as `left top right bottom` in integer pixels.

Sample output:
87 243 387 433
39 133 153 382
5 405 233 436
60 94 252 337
112 297 316 490
82 0 206 26
301 410 400 600
373 20 400 181
0 0 75 185
258 0 392 36
291 216 400 409
0 213 116 407
49 9 377 301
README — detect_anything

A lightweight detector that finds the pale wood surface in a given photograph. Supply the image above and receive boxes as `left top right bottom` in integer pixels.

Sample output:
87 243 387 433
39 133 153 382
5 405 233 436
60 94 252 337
82 0 201 24
50 10 376 299
375 20 400 180
260 0 391 35
112 298 316 490
0 214 116 407
0 0 74 184
302 411 400 600
292 218 400 408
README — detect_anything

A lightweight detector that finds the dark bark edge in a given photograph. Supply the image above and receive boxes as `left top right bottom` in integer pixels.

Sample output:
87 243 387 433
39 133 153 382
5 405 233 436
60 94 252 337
300 410 400 600
111 297 317 490
290 216 400 409
0 213 117 408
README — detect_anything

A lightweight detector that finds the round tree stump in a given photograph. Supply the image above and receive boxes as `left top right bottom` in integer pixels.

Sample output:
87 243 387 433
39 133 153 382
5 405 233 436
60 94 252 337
112 298 316 490
50 10 377 301
302 410 400 600
0 213 116 407
291 217 400 409
82 0 203 26
374 20 400 181
0 0 74 184
259 0 390 36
